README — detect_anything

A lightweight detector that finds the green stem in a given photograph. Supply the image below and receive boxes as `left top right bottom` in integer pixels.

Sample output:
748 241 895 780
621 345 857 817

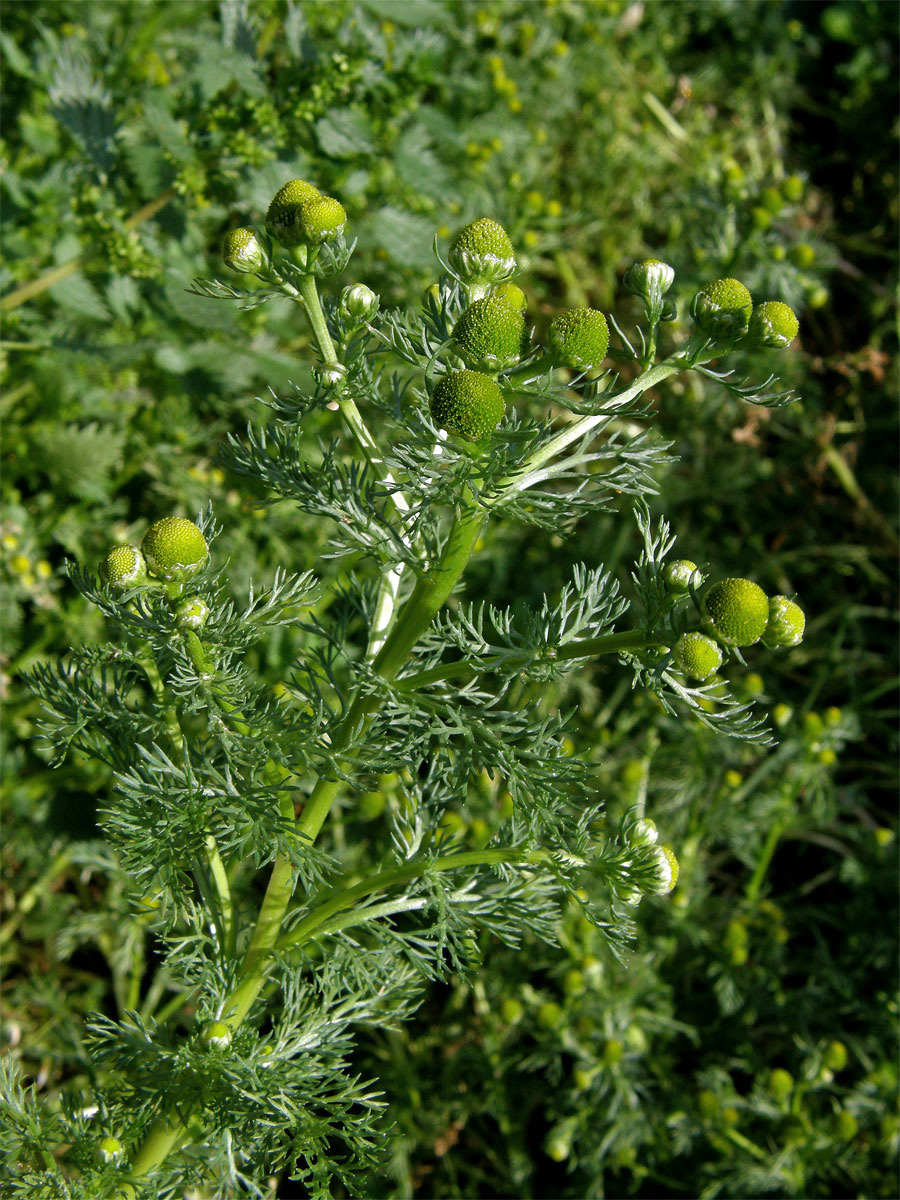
745 819 785 903
498 359 683 495
394 628 654 693
277 847 541 952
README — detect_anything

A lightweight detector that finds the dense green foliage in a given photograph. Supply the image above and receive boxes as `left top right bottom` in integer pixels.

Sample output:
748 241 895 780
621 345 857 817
2 2 897 1198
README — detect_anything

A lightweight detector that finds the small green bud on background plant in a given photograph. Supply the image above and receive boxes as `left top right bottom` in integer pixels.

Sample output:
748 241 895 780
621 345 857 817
768 1067 794 1100
548 307 610 370
690 277 753 341
99 544 147 589
824 1040 848 1071
201 1020 232 1049
747 301 799 348
702 577 770 647
452 295 525 371
337 283 379 326
315 361 348 390
265 179 321 247
141 517 208 583
491 281 527 311
222 227 269 275
98 1136 124 1164
430 370 505 441
176 597 210 630
449 217 516 284
664 558 701 593
762 595 806 648
674 632 723 681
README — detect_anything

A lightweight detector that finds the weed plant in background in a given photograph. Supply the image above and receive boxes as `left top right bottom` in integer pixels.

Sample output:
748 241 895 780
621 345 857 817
2 2 897 1199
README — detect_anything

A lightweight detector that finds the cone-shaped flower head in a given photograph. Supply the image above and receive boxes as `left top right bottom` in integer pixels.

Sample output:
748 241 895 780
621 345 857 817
222 227 268 275
201 1020 232 1049
100 544 147 590
430 370 505 441
664 559 701 594
298 194 346 244
702 577 769 647
98 1136 124 1163
449 217 516 284
142 518 208 582
762 595 806 648
747 301 799 348
265 179 321 247
452 295 525 371
674 632 723 681
548 308 610 370
690 277 753 341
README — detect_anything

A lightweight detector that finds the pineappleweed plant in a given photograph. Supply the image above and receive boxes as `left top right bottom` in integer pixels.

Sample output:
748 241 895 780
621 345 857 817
13 181 806 1198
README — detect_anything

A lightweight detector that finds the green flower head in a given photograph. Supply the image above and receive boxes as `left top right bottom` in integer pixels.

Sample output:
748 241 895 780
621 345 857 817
453 295 526 371
430 370 505 441
222 227 268 275
690 277 753 341
142 518 209 583
449 217 516 284
674 632 723 681
702 577 769 647
762 595 805 648
100 544 147 590
747 301 799 349
548 308 610 370
266 179 321 248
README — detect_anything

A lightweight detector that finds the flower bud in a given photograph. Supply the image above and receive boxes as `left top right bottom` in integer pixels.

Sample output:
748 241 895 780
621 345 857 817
98 1135 124 1163
630 817 659 846
176 597 210 630
298 194 346 244
537 1000 563 1029
702 577 769 647
649 844 679 894
673 632 723 682
449 217 516 284
747 301 799 348
337 283 379 326
762 595 805 648
430 370 505 441
624 258 675 320
548 307 610 370
768 1068 794 1100
266 179 321 248
664 559 702 594
201 1020 232 1049
690 277 753 341
222 227 269 275
314 361 347 390
452 295 525 371
100 544 147 590
824 1040 848 1072
141 518 208 583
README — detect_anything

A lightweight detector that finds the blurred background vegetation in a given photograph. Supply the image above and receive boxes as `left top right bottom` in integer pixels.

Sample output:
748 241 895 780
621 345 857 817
1 1 897 1196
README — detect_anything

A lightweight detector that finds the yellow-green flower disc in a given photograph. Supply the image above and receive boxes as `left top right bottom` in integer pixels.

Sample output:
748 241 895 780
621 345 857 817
702 577 769 647
548 308 610 370
673 632 723 681
142 518 209 582
100 544 146 589
453 295 525 370
690 277 753 341
430 370 505 440
265 179 321 247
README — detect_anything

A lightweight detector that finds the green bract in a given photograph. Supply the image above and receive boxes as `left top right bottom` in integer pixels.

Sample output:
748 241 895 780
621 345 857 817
141 518 208 583
747 301 799 348
449 217 516 284
674 632 723 681
430 370 505 440
548 307 610 370
265 179 321 248
702 577 770 647
762 595 806 648
690 277 753 341
99 544 147 589
452 295 525 371
664 558 701 593
222 227 268 275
